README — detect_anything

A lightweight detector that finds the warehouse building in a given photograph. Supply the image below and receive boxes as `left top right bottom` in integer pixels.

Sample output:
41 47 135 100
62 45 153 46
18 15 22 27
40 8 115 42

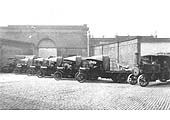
89 37 115 56
0 25 89 58
92 36 170 68
0 38 34 68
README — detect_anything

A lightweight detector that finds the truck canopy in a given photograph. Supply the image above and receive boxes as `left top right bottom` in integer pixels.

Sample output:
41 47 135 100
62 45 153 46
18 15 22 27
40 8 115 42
86 55 105 61
64 56 81 62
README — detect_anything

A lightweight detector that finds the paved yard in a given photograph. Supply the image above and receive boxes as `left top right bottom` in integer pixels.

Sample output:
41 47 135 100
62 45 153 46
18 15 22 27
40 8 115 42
0 73 170 110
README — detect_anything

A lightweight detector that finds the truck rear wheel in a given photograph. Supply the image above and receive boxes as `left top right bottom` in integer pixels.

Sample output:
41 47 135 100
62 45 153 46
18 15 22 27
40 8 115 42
160 73 168 82
128 74 137 85
54 72 62 80
13 68 21 74
138 74 149 87
77 73 86 83
26 69 34 76
36 70 45 78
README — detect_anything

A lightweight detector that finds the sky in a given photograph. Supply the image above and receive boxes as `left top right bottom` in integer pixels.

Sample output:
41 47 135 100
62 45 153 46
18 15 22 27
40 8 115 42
0 0 170 37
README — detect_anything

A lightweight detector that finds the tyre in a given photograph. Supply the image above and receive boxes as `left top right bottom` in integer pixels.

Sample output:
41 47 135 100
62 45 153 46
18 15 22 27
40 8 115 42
54 72 62 80
36 70 45 78
160 74 168 82
127 74 137 85
138 74 149 87
13 68 20 74
160 79 167 82
26 69 34 76
77 73 86 83
75 72 79 78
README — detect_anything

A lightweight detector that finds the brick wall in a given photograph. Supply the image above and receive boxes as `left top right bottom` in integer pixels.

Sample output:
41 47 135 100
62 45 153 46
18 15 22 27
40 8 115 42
0 39 33 67
0 25 89 57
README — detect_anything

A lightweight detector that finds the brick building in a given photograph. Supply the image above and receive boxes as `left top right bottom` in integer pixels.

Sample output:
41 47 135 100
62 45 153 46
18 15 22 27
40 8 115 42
89 37 116 56
0 38 34 68
0 25 89 58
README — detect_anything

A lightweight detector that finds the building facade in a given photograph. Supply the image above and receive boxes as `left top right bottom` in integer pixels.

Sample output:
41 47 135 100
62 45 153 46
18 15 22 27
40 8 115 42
89 37 115 56
0 25 89 58
0 38 34 68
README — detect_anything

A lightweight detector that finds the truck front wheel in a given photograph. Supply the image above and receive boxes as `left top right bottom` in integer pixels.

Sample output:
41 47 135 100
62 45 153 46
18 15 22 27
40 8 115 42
138 74 149 87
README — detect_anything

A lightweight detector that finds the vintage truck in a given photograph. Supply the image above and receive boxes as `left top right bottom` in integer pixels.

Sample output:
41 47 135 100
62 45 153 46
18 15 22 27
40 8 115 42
13 55 35 74
92 36 170 87
36 56 63 78
128 54 170 87
26 57 44 76
53 56 82 80
76 55 131 83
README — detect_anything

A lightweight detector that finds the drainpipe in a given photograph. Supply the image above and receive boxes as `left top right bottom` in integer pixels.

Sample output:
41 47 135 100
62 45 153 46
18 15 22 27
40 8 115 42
87 30 90 57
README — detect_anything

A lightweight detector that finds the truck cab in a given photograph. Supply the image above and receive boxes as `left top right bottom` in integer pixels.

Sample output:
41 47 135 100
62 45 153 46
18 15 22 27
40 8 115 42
53 56 82 80
128 54 170 87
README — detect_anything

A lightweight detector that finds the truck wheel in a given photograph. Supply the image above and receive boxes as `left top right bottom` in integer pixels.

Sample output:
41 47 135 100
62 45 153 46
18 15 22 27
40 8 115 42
160 74 168 82
160 79 167 82
77 73 86 83
138 74 149 87
26 69 33 76
36 70 45 78
13 68 20 74
75 72 79 78
127 74 137 85
54 72 62 80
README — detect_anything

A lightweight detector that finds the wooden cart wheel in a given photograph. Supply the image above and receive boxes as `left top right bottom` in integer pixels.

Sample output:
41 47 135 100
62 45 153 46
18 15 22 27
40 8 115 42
138 74 149 87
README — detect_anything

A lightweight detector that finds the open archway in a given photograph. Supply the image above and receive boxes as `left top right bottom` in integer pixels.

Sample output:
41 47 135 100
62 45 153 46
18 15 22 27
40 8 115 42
37 38 57 58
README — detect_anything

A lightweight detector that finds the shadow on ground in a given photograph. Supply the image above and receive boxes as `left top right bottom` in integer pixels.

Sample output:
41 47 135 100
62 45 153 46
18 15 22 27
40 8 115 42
54 77 127 84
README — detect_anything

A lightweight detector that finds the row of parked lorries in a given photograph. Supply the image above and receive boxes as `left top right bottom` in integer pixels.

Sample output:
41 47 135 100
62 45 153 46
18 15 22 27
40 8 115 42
1 52 170 87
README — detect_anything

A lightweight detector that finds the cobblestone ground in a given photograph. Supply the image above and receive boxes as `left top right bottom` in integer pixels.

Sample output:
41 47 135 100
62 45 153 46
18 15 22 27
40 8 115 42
0 73 170 110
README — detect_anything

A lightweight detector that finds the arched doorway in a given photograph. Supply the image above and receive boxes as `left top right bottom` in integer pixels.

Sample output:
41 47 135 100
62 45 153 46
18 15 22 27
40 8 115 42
37 38 57 58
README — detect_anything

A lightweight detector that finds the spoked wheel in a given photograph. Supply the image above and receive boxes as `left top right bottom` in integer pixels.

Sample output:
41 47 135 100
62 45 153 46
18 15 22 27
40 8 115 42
26 69 34 76
160 73 168 82
75 72 79 78
138 74 149 87
36 70 45 78
127 74 138 85
77 73 86 83
53 72 62 80
13 68 21 74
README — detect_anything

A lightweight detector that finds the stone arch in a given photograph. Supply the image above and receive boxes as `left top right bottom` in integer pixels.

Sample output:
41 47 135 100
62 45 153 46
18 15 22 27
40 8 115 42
37 38 57 58
37 38 56 48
